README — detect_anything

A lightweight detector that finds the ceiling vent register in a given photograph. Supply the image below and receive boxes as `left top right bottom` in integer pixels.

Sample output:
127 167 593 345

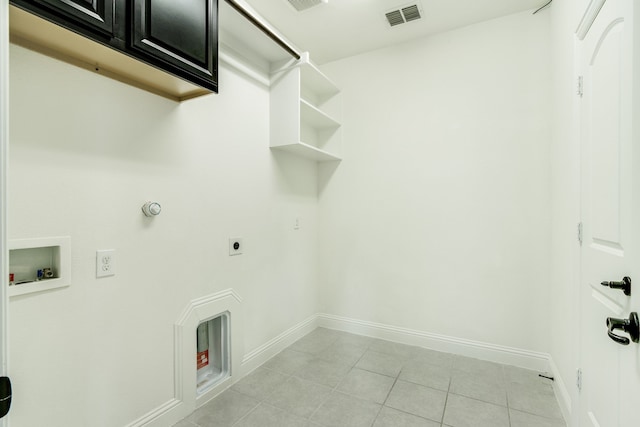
287 0 327 12
385 4 422 27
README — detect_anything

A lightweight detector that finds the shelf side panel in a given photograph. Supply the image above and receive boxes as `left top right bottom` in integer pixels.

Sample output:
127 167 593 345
270 67 301 147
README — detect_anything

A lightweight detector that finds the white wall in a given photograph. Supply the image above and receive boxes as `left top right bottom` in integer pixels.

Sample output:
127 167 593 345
318 10 552 353
8 45 319 427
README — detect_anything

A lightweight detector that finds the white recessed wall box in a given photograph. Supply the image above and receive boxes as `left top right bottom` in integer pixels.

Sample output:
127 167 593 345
8 236 71 297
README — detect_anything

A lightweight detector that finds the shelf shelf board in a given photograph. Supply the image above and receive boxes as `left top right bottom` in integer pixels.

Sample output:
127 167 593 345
271 142 341 162
300 99 340 129
299 60 339 100
9 278 67 297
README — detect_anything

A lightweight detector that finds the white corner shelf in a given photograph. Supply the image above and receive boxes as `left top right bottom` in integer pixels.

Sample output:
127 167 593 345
270 52 342 162
270 142 341 162
299 61 340 103
8 236 71 297
300 99 340 129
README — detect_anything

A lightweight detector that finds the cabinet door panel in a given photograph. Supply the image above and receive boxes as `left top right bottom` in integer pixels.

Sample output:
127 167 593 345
35 0 114 35
132 0 217 86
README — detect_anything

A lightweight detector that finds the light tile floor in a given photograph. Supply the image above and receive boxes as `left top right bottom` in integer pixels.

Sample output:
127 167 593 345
175 328 566 427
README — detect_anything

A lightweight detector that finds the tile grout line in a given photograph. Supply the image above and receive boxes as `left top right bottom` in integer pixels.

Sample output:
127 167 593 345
372 367 402 426
307 334 385 426
346 337 391 425
366 337 405 426
304 334 358 424
440 363 453 427
504 366 513 427
228 400 262 427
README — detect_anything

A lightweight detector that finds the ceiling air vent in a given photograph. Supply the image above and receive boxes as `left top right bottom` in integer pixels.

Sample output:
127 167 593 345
385 10 405 27
385 3 422 27
287 0 326 12
402 5 421 22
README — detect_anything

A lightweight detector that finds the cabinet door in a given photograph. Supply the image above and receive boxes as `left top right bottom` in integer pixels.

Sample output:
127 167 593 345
131 0 217 89
13 0 116 36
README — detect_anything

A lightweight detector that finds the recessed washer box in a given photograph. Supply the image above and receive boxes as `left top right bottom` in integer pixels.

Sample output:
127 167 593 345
8 236 71 297
196 313 230 396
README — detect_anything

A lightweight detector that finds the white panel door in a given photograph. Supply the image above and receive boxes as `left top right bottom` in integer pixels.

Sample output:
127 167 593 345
579 0 640 426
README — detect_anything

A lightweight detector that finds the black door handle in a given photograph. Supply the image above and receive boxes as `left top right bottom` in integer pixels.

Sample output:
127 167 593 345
0 376 11 419
601 276 631 295
606 312 640 345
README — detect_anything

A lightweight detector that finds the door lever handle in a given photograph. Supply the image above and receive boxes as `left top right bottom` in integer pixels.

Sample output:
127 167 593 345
606 312 639 345
601 276 631 296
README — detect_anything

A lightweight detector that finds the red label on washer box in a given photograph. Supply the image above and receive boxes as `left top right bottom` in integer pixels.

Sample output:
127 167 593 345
197 350 209 370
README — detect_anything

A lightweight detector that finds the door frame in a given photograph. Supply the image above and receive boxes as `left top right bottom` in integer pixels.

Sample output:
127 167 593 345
0 0 9 424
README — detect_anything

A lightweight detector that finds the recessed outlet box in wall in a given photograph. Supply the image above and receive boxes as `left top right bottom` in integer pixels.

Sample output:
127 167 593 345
228 238 243 256
8 236 71 297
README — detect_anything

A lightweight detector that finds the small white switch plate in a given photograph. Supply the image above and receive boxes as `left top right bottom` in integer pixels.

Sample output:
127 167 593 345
96 249 115 278
229 238 243 256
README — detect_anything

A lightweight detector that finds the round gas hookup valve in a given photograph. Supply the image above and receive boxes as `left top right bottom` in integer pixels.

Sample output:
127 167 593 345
142 201 162 217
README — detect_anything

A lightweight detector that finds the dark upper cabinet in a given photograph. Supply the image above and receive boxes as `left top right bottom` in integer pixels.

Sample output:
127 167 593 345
11 0 119 38
131 0 217 87
10 0 218 93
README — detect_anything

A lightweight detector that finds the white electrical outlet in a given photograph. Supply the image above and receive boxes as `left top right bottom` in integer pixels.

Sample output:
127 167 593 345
96 249 116 278
229 238 243 256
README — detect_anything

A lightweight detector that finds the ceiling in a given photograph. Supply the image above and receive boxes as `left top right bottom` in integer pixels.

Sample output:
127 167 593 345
235 0 548 64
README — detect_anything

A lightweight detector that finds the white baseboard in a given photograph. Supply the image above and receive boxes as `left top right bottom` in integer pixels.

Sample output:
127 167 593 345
317 313 550 372
124 399 183 427
241 314 319 374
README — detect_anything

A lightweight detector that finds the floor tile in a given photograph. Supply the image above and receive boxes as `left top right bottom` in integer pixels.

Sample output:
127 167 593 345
316 341 368 367
452 355 506 382
231 367 289 400
385 380 447 422
178 329 568 427
187 389 259 427
333 332 374 349
373 406 440 427
290 328 340 354
336 368 396 403
442 393 509 427
356 350 405 378
265 376 333 418
262 349 316 375
309 391 381 427
509 409 567 427
507 383 564 420
369 339 418 359
449 370 507 406
294 357 352 388
399 358 451 391
234 403 308 427
412 347 455 368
